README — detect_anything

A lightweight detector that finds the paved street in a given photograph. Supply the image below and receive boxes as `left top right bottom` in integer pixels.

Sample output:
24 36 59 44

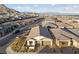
0 26 29 54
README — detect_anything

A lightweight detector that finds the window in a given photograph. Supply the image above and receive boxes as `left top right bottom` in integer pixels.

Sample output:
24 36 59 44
29 41 33 46
61 42 66 45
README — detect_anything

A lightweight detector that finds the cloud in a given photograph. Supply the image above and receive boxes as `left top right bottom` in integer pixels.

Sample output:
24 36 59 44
15 6 31 10
13 5 40 12
13 6 33 12
33 5 39 8
60 6 79 13
6 4 79 13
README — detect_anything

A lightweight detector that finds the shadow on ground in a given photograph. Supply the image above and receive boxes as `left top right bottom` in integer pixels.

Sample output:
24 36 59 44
39 46 79 54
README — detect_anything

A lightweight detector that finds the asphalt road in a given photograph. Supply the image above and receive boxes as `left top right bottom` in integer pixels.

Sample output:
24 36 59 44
0 26 30 54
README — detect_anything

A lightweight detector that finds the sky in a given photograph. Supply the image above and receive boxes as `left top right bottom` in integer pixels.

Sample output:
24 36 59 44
4 4 79 13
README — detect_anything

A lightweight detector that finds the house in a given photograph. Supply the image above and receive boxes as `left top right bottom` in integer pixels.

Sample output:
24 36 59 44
42 18 58 28
67 29 79 48
50 28 79 48
24 26 53 50
56 22 73 28
69 22 79 28
50 28 71 48
72 17 79 22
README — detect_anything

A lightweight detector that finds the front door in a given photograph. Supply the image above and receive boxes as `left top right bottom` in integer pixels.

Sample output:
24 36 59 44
29 41 33 46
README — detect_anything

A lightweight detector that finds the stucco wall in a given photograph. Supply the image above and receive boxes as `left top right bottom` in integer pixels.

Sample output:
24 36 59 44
56 39 71 47
29 47 35 49
42 38 53 46
73 40 79 48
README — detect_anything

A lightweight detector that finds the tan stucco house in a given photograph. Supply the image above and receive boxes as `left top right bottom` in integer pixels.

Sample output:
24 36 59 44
24 26 53 50
50 28 79 48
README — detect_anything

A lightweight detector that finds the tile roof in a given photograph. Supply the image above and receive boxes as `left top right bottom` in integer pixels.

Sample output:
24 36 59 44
26 26 52 40
50 28 79 40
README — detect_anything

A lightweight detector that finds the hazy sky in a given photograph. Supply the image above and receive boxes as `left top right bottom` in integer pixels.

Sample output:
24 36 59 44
4 4 79 13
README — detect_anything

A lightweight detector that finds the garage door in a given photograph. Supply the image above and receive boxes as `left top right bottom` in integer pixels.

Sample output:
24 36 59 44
42 41 51 46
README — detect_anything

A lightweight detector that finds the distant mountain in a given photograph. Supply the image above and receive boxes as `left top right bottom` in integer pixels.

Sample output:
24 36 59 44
0 4 22 18
0 4 30 24
38 12 79 16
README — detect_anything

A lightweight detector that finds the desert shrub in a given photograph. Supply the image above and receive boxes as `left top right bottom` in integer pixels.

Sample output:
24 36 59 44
11 37 26 52
20 47 27 52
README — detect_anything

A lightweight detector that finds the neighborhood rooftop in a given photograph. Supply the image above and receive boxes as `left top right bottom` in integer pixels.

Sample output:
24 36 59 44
26 26 52 40
50 28 79 40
